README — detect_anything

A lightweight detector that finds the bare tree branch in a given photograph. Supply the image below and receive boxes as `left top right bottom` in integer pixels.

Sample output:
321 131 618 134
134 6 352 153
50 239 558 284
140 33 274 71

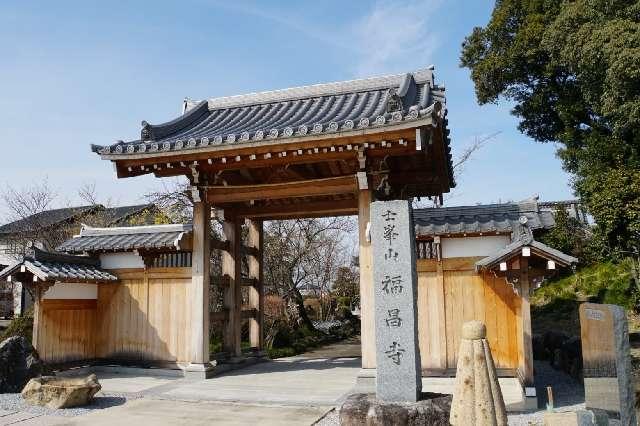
452 131 502 175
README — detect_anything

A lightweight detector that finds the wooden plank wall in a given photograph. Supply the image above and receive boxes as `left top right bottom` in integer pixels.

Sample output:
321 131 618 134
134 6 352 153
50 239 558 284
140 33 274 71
96 268 192 363
37 299 97 363
417 258 520 374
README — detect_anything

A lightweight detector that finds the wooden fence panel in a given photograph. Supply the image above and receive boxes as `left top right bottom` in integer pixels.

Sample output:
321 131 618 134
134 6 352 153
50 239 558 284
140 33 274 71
416 259 521 374
38 300 96 363
96 268 192 363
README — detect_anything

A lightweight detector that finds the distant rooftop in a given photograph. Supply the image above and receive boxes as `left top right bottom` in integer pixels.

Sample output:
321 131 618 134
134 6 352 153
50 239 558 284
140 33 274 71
0 205 99 235
0 204 155 236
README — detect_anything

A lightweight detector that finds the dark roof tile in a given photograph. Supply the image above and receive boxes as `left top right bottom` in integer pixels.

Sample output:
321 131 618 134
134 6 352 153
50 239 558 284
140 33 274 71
57 224 192 253
0 248 117 283
413 198 558 236
92 68 449 159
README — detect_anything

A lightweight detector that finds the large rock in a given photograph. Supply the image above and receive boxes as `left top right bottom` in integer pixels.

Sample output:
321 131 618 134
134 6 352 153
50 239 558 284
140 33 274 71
0 336 43 393
339 393 451 426
22 374 101 409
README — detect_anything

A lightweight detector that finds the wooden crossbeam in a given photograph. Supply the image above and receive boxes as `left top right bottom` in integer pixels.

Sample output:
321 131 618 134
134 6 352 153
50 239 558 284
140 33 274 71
210 310 228 322
211 239 231 252
242 245 260 258
241 308 257 320
205 175 357 204
220 275 259 288
212 239 260 258
230 198 358 220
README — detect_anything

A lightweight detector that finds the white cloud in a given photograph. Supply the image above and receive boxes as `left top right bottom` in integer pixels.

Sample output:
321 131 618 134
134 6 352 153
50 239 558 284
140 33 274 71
349 0 442 77
209 0 442 78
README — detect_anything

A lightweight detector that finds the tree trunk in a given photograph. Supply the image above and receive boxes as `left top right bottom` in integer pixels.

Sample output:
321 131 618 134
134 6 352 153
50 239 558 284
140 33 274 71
292 287 315 331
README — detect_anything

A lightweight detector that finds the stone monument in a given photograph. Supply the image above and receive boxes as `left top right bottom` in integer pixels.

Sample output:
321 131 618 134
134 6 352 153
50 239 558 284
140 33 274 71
450 320 507 426
579 303 636 425
370 200 421 402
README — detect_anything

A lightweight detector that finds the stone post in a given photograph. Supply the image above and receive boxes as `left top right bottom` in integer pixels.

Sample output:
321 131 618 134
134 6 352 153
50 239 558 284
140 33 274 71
450 321 507 426
370 200 421 402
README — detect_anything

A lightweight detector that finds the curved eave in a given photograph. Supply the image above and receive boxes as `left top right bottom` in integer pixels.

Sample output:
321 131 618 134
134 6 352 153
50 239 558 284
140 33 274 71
94 113 439 162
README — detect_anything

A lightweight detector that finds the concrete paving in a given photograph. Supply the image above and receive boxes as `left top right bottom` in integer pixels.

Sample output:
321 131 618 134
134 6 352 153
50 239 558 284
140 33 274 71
61 399 331 426
163 356 360 406
2 340 361 425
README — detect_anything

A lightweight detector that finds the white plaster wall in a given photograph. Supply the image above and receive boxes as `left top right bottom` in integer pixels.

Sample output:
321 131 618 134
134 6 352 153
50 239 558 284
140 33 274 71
99 252 144 269
42 283 98 300
441 235 510 258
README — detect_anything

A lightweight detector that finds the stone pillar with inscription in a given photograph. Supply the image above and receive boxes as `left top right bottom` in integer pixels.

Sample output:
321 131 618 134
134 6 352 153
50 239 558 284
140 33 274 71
371 200 422 402
580 303 636 425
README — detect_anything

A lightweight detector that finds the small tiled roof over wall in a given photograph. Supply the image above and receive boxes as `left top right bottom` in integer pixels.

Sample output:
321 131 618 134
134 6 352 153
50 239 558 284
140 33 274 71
0 249 117 283
57 224 192 254
413 198 557 237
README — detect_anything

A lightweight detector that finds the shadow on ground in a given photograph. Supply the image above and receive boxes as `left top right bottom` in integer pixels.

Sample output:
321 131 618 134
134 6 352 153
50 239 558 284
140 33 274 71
534 360 585 409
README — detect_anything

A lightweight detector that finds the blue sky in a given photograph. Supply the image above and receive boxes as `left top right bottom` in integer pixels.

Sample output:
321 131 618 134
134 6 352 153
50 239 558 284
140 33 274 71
0 0 573 221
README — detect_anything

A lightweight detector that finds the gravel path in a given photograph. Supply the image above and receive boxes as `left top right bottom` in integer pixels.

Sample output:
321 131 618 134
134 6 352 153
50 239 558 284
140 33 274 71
316 361 585 426
0 391 137 417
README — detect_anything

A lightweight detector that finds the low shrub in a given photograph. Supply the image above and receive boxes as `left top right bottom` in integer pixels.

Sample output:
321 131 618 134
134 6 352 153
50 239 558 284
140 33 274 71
533 259 637 310
0 310 34 343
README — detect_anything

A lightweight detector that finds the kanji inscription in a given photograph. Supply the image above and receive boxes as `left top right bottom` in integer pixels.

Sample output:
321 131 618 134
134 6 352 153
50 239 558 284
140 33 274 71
371 199 421 402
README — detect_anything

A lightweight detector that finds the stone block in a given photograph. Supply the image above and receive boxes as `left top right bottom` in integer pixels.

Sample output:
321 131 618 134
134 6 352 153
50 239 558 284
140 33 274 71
339 393 451 426
543 410 600 426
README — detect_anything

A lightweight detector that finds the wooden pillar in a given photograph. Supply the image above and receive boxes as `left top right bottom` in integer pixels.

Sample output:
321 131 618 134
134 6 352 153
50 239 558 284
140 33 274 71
247 219 264 350
222 212 242 357
32 285 41 351
519 256 534 386
188 200 212 370
358 189 375 369
434 253 448 370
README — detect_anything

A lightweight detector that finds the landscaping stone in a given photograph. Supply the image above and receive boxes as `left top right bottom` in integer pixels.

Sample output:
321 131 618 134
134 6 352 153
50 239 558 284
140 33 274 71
450 320 507 426
21 374 101 409
0 336 43 393
370 200 421 402
339 393 451 426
